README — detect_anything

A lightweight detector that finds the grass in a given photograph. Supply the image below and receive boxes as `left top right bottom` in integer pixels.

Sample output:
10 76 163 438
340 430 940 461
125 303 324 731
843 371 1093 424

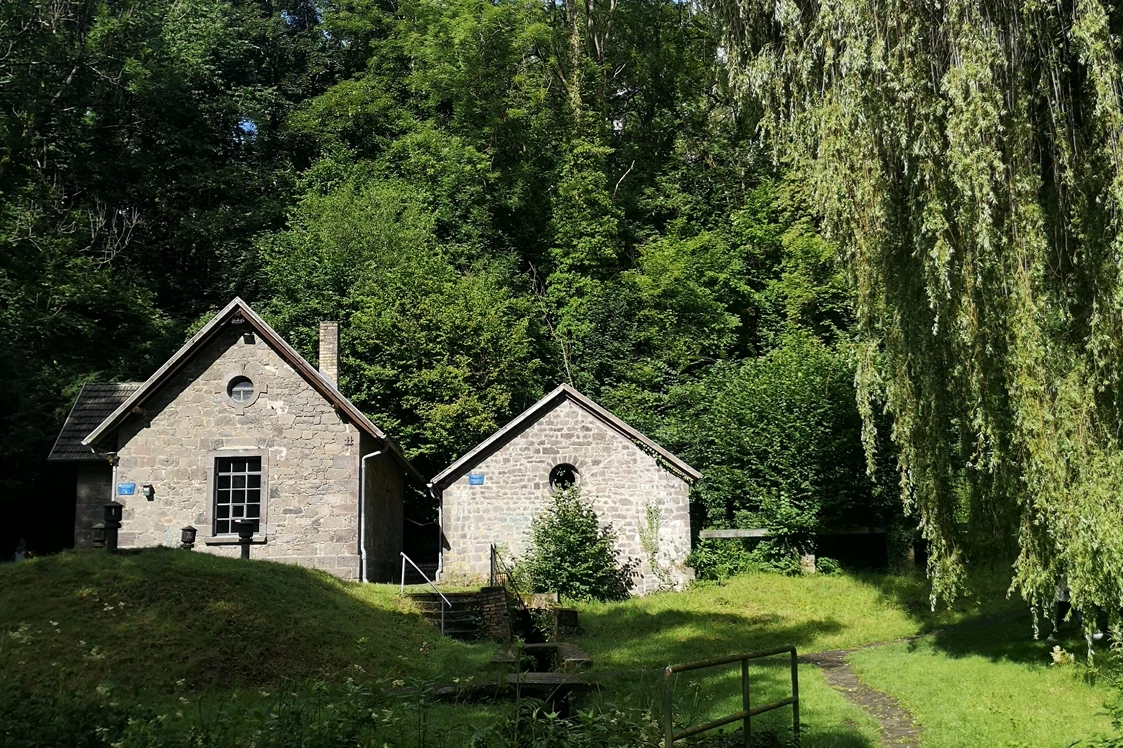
2 550 1116 747
0 547 494 697
572 567 1019 670
848 617 1113 747
563 568 1117 747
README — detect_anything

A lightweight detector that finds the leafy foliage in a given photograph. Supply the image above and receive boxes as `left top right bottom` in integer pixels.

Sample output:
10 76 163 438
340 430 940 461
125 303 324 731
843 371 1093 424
521 487 636 602
711 0 1123 610
4 0 890 572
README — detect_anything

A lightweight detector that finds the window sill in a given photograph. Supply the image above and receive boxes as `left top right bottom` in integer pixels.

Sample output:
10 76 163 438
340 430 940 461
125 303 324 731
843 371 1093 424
204 536 267 546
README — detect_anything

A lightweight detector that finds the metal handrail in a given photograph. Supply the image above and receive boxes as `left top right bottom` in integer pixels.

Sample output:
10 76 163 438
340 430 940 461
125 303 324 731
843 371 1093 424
400 552 451 635
662 645 800 747
490 543 526 609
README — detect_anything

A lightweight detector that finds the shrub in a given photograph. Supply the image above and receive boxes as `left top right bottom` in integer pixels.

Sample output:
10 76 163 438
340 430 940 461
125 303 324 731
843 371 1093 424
520 487 636 602
815 556 842 575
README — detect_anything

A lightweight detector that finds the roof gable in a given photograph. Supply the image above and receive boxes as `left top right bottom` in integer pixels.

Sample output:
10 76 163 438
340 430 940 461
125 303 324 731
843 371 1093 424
48 383 142 461
79 298 421 482
430 383 701 488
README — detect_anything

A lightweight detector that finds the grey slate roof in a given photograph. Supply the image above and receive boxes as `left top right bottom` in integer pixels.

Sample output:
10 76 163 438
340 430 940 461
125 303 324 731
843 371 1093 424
48 383 142 461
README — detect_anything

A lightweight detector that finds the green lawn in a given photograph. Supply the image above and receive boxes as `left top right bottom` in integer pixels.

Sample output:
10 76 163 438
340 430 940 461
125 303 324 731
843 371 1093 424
2 550 1115 747
0 548 494 696
573 569 1018 670
564 568 1028 746
848 618 1113 747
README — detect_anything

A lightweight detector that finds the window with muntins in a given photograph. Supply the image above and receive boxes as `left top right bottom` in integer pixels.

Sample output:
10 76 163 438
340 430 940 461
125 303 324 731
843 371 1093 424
214 456 262 535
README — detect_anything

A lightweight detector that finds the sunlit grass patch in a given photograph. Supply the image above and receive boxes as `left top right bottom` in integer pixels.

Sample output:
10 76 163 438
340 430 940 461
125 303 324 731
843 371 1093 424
848 618 1112 747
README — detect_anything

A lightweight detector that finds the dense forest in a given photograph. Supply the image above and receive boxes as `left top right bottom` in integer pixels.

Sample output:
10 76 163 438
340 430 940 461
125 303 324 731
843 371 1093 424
1 0 899 565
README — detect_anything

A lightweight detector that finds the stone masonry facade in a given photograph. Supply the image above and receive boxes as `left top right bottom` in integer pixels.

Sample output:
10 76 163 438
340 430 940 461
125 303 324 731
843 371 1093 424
440 399 693 594
104 324 384 580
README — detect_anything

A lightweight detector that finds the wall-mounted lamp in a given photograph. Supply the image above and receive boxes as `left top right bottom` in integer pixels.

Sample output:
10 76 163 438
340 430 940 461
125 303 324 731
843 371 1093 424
141 484 155 501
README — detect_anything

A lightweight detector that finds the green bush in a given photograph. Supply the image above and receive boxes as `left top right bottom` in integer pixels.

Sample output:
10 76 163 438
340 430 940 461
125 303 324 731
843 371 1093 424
687 537 805 582
815 556 842 575
520 487 636 602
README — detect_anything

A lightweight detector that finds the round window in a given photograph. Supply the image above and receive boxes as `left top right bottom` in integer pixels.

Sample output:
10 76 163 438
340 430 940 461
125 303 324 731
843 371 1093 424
549 463 579 491
228 376 255 403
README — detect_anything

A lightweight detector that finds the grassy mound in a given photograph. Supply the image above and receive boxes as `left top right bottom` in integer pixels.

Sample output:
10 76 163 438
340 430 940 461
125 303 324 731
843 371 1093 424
0 548 489 696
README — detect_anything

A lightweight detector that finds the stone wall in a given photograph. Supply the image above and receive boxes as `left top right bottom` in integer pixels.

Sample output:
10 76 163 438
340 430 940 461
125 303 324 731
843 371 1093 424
110 324 379 580
361 434 404 582
440 399 693 594
74 463 111 548
478 586 511 641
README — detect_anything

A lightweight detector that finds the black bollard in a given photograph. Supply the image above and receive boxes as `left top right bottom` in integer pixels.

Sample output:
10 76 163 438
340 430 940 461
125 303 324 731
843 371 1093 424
104 501 123 554
180 525 197 550
235 519 254 559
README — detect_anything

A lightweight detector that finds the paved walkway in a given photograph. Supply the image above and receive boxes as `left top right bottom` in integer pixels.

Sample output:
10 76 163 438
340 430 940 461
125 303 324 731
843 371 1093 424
800 647 921 746
797 610 1028 747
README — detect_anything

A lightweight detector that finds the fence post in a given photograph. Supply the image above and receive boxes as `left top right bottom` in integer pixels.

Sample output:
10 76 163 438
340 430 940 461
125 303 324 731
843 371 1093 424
791 649 800 746
742 658 750 747
663 668 674 748
400 553 406 593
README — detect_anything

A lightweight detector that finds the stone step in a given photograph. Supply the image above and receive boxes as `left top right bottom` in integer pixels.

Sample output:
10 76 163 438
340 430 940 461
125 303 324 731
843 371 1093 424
408 589 487 641
413 601 478 611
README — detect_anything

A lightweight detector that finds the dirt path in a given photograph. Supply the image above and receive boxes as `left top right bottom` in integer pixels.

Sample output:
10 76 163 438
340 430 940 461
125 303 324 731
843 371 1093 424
797 611 1028 747
800 648 922 746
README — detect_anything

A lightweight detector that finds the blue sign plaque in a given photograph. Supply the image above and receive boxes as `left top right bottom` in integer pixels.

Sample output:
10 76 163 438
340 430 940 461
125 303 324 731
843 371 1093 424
468 473 485 486
117 482 136 496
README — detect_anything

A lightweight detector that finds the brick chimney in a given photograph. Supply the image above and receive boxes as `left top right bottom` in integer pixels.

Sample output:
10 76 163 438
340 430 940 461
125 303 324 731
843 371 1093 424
318 321 339 385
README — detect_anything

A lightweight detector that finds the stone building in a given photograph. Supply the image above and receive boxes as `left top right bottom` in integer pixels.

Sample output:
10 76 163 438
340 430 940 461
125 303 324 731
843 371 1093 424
48 298 419 582
430 384 700 594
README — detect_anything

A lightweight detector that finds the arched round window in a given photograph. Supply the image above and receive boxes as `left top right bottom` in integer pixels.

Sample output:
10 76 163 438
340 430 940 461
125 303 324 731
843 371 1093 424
549 463 579 491
227 376 255 403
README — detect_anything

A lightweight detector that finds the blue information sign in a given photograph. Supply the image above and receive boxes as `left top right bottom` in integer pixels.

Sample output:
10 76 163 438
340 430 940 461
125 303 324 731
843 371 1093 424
117 482 136 496
468 473 484 486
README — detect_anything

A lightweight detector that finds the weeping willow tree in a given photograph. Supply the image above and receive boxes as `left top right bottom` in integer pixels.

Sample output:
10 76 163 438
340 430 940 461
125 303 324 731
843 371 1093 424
709 0 1123 624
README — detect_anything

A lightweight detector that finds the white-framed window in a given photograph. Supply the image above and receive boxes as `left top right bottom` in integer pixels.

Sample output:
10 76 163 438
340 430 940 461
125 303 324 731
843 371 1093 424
213 456 262 535
227 376 255 403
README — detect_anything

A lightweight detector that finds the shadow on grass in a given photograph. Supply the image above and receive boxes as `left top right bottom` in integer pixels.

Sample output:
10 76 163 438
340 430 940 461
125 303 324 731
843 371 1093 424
839 567 1055 665
0 547 487 697
914 613 1068 666
573 606 846 668
590 660 877 748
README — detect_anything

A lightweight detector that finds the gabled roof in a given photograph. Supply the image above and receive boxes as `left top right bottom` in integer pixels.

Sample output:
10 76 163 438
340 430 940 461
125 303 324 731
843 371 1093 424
430 383 701 489
48 383 143 461
80 297 422 483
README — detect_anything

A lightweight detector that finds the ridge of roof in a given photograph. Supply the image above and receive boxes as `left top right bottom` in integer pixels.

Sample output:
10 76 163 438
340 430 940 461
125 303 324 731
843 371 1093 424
429 383 701 489
80 298 422 483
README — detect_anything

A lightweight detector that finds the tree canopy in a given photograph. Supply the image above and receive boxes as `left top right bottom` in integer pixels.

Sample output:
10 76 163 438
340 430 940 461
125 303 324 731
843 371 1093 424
712 0 1123 616
3 0 897 567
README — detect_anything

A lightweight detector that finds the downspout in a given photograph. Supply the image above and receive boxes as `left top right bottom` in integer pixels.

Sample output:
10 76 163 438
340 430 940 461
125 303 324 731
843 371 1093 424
358 448 383 583
107 451 119 504
429 484 443 582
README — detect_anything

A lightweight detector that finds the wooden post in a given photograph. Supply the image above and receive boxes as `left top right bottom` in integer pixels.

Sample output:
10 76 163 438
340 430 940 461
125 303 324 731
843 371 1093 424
742 658 750 747
663 668 674 748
